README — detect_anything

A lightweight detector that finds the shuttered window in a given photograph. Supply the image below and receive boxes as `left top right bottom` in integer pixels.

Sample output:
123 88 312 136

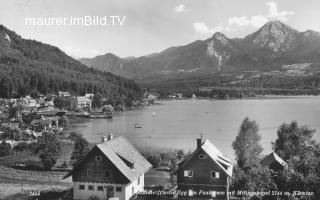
116 187 122 192
184 170 193 177
210 171 220 179
199 154 207 159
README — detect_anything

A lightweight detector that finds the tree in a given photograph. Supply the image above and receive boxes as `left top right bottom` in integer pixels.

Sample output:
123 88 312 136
92 94 103 108
147 155 161 168
231 166 277 199
13 142 29 156
58 115 69 126
8 105 18 119
31 132 61 170
70 133 90 166
272 122 320 199
176 150 185 161
11 127 22 141
232 117 263 169
273 121 316 161
0 141 11 157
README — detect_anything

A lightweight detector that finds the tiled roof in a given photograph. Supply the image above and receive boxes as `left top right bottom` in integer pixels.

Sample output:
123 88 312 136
64 136 152 182
173 139 233 177
260 152 287 168
96 137 152 182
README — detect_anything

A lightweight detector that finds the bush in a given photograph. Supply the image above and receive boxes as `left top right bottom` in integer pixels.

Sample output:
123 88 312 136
0 141 11 157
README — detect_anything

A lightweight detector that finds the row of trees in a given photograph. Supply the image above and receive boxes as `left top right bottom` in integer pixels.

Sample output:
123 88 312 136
232 118 320 200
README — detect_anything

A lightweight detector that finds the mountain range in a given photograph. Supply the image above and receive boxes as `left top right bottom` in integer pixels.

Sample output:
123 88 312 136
79 20 320 80
0 25 142 104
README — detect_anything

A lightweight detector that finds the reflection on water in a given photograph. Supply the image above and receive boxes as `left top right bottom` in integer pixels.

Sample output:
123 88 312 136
73 97 320 159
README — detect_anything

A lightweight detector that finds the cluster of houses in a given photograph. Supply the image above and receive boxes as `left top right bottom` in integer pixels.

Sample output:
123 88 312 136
65 135 287 200
0 92 96 148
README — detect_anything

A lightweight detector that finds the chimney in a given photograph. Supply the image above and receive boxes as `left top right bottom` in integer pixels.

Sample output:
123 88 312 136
197 133 203 149
108 134 114 141
197 138 202 149
101 136 107 144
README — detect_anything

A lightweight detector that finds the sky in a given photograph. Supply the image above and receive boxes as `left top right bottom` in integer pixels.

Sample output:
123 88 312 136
0 0 319 58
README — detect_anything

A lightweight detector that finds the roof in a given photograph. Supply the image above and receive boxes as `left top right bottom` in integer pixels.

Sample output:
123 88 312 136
260 152 287 168
77 96 92 102
173 139 233 177
64 136 152 182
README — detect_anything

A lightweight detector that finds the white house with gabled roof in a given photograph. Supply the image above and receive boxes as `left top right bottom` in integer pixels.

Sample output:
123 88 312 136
64 135 152 200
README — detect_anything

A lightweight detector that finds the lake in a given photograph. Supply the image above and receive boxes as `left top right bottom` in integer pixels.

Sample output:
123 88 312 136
73 96 320 160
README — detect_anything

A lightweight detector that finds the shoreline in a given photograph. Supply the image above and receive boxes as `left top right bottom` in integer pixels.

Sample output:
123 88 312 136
157 94 320 101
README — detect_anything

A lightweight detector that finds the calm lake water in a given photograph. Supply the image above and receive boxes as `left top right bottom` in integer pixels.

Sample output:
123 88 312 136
73 97 320 160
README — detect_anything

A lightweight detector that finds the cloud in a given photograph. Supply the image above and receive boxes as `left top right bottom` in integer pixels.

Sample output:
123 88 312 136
266 1 294 21
228 15 268 28
193 22 224 34
193 1 294 34
228 2 294 28
174 4 189 13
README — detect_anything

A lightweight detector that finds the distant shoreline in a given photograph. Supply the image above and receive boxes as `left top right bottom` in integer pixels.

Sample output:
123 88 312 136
157 94 320 101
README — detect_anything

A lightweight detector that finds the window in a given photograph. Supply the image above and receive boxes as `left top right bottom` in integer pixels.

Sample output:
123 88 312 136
211 171 220 179
199 154 207 159
105 170 110 177
116 187 122 192
95 156 102 161
79 185 85 190
138 177 140 185
97 186 103 191
88 185 94 190
184 170 193 177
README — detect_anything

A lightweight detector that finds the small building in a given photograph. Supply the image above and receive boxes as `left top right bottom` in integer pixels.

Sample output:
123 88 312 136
30 116 58 132
58 91 71 97
77 96 92 109
85 93 94 99
173 138 233 199
64 135 152 200
260 152 287 172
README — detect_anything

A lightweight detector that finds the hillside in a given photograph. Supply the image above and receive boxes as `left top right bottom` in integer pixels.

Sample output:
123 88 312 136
0 25 142 104
80 20 320 81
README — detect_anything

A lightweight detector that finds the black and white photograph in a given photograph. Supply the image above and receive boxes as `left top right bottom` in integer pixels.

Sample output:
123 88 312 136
0 0 320 200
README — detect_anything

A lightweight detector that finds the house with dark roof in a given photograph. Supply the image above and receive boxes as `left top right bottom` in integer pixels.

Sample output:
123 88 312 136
260 152 287 172
64 135 152 200
173 138 233 200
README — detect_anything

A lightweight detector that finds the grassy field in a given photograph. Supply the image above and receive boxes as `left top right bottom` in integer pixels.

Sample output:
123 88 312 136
0 165 72 199
145 168 172 189
0 139 73 199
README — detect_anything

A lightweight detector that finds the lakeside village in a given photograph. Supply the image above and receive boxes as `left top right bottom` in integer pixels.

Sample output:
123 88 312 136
0 91 157 156
0 92 319 200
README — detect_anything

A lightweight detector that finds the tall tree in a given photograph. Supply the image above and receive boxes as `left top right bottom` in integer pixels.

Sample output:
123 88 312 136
273 121 316 161
31 132 61 170
232 117 263 168
70 133 90 166
272 122 320 199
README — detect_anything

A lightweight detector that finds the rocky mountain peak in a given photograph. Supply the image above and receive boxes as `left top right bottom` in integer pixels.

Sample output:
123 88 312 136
244 20 298 52
212 32 229 45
